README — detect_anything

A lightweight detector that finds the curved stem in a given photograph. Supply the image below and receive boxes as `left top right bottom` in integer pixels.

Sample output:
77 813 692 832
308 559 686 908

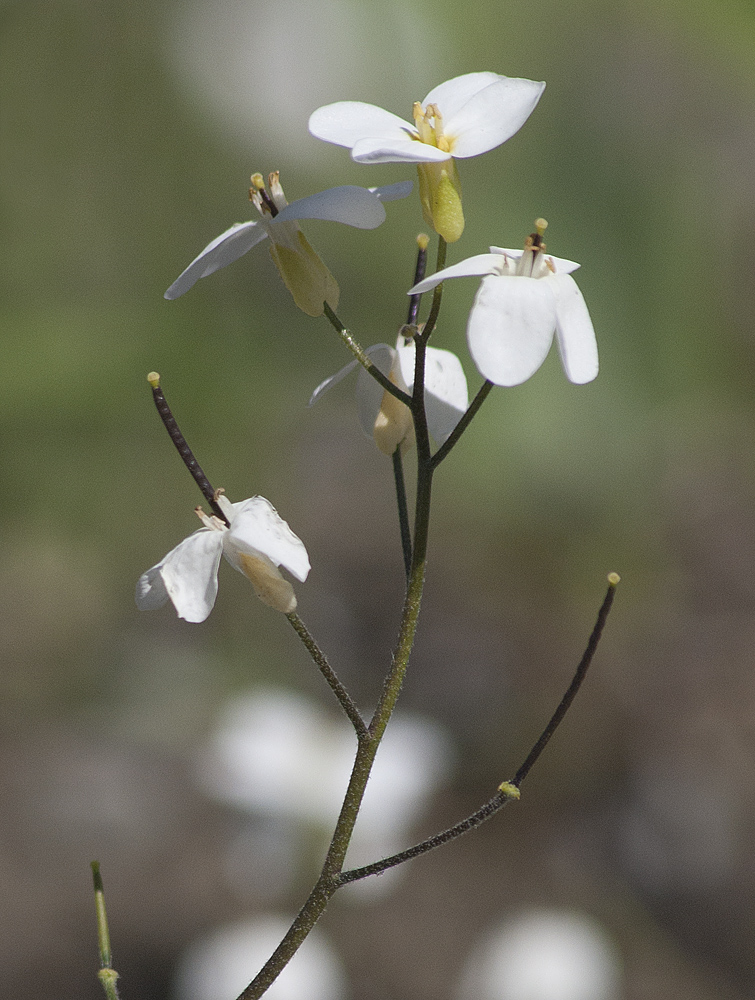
286 613 367 740
322 303 412 407
337 574 621 884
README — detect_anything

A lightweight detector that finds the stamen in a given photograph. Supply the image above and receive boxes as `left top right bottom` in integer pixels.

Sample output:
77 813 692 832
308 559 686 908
248 172 278 216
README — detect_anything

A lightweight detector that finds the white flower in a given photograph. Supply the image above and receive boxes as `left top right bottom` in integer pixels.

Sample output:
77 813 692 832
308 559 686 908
309 72 545 242
409 222 599 387
308 72 545 165
135 494 310 621
309 335 469 454
164 173 412 316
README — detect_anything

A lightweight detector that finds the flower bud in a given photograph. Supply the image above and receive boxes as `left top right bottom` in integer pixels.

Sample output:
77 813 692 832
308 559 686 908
416 159 464 243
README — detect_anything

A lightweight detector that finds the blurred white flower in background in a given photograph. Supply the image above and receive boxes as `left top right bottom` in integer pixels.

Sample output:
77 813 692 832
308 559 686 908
174 916 347 1000
456 909 622 1000
198 687 454 896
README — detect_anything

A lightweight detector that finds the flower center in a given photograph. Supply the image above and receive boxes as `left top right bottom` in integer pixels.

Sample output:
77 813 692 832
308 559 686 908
515 218 555 278
249 171 287 218
412 102 453 153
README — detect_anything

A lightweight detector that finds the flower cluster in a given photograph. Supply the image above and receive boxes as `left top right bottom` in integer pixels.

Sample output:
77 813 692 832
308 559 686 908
140 71 599 624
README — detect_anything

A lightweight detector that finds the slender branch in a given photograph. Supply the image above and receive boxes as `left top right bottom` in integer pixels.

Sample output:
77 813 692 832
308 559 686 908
337 574 621 884
339 788 518 884
431 380 494 469
392 448 412 579
91 862 121 1000
407 234 429 328
513 572 620 786
237 467 435 1000
146 372 228 524
322 303 412 407
418 237 447 343
286 613 367 740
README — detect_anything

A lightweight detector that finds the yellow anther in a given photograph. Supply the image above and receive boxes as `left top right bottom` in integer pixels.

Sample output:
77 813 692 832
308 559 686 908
147 371 160 388
250 173 265 190
535 218 548 235
607 572 621 586
416 233 430 251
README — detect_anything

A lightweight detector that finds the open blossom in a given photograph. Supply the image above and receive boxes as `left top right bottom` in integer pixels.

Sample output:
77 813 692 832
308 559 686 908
409 221 599 387
135 493 310 621
164 173 412 316
310 335 469 454
309 73 545 242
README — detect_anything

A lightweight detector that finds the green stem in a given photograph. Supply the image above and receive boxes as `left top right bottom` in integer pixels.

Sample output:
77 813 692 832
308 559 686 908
91 862 121 1000
286 613 367 740
392 448 412 579
419 237 447 343
431 380 494 469
322 303 411 407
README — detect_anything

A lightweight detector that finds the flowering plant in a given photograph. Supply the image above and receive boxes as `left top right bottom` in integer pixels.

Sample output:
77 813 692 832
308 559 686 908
91 70 619 1000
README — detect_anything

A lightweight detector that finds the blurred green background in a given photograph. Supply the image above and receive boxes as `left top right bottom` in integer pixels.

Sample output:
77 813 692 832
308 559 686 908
2 0 755 997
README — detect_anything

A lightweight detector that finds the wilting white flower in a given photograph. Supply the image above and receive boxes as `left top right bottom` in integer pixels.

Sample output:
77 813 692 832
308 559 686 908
308 72 544 241
310 335 469 454
164 173 412 315
409 223 598 386
136 494 310 621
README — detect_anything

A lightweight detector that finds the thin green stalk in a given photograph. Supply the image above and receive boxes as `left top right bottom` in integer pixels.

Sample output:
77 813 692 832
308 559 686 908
339 573 621 884
91 862 121 1000
431 380 494 469
237 444 435 1000
286 613 367 740
322 303 411 407
392 448 412 579
419 237 447 343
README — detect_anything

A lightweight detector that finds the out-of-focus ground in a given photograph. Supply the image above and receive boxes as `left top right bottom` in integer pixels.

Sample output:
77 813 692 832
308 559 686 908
2 1 755 998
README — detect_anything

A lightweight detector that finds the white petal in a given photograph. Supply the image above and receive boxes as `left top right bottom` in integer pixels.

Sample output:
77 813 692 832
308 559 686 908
550 273 599 383
274 186 385 229
489 247 582 274
442 77 546 158
356 345 395 438
308 344 391 407
309 359 360 406
164 222 266 299
423 72 509 119
226 498 310 583
136 529 223 623
467 275 557 386
396 343 469 445
309 102 412 150
408 254 503 295
369 181 414 201
351 136 449 164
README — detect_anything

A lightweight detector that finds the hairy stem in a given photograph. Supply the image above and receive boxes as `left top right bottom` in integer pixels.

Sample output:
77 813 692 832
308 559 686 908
286 613 367 740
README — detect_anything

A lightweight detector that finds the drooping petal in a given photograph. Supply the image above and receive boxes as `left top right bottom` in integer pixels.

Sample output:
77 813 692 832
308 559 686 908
136 529 223 623
489 247 581 274
274 185 386 229
395 342 469 444
467 275 557 386
164 222 267 299
442 77 546 158
370 181 414 202
309 102 413 152
308 344 390 407
226 498 311 583
550 273 599 384
408 254 503 295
